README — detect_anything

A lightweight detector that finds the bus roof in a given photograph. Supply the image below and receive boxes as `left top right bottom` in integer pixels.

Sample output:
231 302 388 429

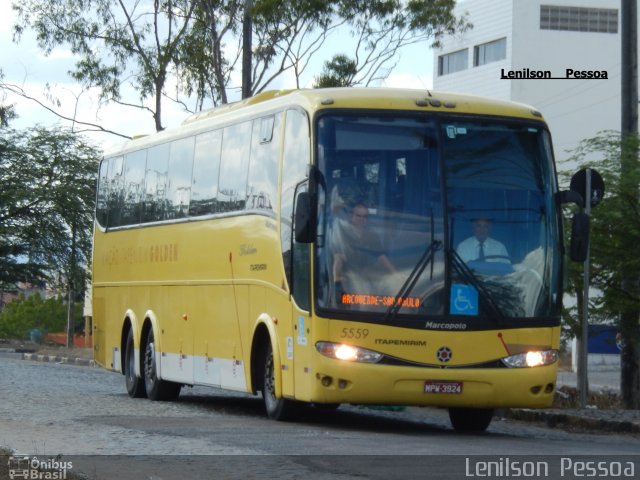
105 88 545 156
182 88 544 124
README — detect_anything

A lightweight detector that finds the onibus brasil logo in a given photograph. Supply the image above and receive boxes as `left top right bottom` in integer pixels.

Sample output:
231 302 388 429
8 455 73 479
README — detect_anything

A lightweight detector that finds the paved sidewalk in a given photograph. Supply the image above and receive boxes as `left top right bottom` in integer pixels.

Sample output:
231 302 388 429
506 366 640 435
557 368 620 393
0 345 94 366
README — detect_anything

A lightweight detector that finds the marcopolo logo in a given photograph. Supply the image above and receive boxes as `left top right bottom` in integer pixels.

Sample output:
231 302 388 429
8 455 73 479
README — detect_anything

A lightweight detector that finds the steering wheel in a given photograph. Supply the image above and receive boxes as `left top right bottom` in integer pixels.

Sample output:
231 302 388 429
467 257 514 276
481 255 511 262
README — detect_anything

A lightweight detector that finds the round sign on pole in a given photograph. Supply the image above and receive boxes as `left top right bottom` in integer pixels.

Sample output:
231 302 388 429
570 168 605 208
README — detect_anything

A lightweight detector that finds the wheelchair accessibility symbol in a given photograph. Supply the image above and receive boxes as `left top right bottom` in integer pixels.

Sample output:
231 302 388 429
450 284 478 316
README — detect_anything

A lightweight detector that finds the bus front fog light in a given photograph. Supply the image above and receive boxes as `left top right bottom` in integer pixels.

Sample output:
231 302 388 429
502 349 558 368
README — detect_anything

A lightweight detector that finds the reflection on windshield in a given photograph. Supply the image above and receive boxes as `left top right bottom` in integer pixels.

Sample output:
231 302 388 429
444 121 560 318
315 114 561 324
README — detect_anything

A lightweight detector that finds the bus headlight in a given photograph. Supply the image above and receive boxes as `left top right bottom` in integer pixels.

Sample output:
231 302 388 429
501 349 558 368
316 342 383 363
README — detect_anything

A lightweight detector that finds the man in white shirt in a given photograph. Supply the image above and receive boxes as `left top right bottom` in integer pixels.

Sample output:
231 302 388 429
456 218 510 264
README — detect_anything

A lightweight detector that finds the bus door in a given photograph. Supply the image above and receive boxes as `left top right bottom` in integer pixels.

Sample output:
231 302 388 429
290 182 313 400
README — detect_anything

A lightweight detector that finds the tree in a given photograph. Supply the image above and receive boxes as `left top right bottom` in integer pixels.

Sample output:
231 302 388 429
0 126 100 328
312 0 471 89
564 131 640 409
215 0 471 99
13 0 198 132
0 69 17 128
12 0 470 132
314 54 358 88
177 0 242 107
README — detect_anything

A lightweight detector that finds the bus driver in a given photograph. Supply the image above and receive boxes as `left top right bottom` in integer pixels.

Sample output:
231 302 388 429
456 217 510 264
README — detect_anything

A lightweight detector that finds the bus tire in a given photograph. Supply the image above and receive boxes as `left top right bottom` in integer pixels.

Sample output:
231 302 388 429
448 407 494 432
124 329 146 398
143 328 182 401
262 341 299 421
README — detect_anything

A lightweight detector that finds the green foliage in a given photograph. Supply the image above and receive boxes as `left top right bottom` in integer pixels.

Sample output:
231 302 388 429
307 1 471 89
0 294 81 340
314 55 358 88
0 126 99 294
562 132 640 328
561 131 640 408
0 69 17 128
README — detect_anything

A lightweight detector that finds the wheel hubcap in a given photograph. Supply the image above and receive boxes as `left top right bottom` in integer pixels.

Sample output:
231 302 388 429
145 341 156 386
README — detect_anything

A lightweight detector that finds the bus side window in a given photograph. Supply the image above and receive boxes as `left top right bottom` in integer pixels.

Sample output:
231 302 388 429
246 115 279 212
143 143 170 222
107 155 124 227
280 109 310 292
122 149 147 225
219 121 252 212
96 158 110 227
167 137 195 219
191 130 222 216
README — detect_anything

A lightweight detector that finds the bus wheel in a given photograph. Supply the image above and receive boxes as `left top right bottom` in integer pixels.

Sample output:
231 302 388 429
262 341 299 421
143 329 182 401
448 407 494 432
124 329 146 398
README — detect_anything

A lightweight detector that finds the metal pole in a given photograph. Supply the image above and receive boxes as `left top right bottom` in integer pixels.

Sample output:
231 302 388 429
579 169 592 408
620 0 640 410
621 0 638 135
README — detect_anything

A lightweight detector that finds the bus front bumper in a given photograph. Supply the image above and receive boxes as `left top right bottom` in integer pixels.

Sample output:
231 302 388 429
307 358 558 409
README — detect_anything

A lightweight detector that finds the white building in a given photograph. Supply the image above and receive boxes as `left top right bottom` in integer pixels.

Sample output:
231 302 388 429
433 0 637 163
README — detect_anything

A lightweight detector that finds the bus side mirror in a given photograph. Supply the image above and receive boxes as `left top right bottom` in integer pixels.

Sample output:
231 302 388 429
569 212 589 262
294 191 316 243
558 189 584 206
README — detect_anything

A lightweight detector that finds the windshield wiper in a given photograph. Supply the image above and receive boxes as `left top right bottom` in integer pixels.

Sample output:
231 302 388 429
447 248 505 325
385 239 442 322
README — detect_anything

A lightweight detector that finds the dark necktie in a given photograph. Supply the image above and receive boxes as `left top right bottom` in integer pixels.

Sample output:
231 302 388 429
478 241 485 260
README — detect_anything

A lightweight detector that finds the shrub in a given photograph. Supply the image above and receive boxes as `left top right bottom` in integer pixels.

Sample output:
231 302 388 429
0 293 81 340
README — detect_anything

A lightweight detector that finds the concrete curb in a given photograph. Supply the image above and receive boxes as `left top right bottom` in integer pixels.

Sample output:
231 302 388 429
22 352 95 367
505 408 640 435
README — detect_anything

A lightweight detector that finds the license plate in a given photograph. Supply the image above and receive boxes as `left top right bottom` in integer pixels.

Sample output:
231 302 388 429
424 381 463 394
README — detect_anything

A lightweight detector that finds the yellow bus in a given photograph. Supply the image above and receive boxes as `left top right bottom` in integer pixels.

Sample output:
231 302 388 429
92 88 578 431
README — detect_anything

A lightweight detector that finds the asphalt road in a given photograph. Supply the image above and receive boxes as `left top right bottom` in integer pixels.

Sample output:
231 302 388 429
0 356 638 479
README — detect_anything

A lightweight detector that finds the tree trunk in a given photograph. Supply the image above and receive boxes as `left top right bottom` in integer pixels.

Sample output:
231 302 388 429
241 0 253 99
66 284 75 349
620 327 640 409
154 77 165 131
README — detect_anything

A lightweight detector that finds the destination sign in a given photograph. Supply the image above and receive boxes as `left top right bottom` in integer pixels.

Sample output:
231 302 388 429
339 293 421 309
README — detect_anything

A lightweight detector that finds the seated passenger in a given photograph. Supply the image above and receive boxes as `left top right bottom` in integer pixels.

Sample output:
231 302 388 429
332 202 396 300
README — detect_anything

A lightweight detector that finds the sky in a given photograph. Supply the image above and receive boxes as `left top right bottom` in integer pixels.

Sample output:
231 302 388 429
0 2 434 153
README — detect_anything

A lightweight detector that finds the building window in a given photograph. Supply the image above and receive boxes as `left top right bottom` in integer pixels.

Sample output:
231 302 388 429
540 5 618 33
438 49 468 76
474 38 506 67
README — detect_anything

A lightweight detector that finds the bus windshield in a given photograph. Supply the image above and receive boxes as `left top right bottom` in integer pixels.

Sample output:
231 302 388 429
315 113 561 328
